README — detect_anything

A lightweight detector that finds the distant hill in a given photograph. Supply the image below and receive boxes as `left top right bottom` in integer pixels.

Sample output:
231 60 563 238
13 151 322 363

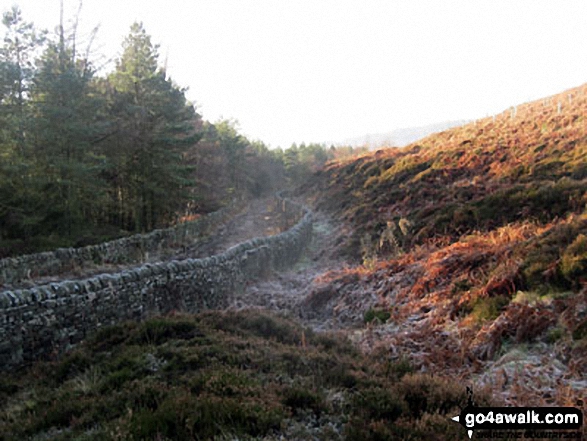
339 119 471 148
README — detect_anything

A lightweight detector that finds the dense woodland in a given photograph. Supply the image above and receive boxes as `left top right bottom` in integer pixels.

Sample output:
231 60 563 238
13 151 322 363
0 7 365 257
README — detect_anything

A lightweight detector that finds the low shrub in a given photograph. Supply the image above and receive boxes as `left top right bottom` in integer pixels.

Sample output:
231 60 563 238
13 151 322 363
364 308 391 324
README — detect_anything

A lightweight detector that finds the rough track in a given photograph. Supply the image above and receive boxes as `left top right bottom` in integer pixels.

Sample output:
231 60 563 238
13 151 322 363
227 199 357 330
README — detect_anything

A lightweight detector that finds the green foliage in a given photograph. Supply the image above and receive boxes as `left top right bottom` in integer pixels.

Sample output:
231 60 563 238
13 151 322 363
284 142 366 187
194 118 286 202
364 307 391 324
452 279 473 294
521 220 587 292
546 326 564 343
282 386 327 416
29 33 106 239
104 22 199 232
0 311 477 440
131 318 203 345
0 10 290 255
468 295 510 324
351 387 406 421
110 22 159 89
397 374 467 419
385 357 414 380
0 6 47 247
343 375 481 441
50 351 93 385
560 234 587 285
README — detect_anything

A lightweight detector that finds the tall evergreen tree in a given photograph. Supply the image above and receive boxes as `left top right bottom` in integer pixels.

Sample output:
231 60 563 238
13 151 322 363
29 13 106 240
0 10 289 256
106 22 198 231
0 6 45 154
214 119 248 194
0 7 46 247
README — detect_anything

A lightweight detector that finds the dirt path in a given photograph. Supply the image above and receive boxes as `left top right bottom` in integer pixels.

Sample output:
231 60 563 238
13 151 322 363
227 200 358 330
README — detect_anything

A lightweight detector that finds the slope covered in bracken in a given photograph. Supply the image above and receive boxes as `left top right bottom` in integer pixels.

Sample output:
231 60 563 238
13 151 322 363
304 83 587 409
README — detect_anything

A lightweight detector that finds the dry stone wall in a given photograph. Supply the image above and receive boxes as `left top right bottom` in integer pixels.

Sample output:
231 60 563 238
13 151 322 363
0 194 312 370
0 201 244 288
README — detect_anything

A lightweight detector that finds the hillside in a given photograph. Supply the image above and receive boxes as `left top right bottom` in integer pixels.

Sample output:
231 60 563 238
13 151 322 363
312 84 587 251
303 83 587 407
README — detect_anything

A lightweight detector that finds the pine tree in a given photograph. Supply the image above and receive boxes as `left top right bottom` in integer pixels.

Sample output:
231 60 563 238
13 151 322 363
106 22 198 231
29 11 107 240
0 7 46 248
214 119 248 194
0 6 45 154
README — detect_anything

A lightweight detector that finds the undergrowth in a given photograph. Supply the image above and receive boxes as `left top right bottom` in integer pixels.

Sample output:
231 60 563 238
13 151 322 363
0 310 481 440
301 83 587 412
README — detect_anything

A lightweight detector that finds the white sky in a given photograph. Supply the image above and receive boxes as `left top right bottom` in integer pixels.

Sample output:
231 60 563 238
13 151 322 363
3 0 587 148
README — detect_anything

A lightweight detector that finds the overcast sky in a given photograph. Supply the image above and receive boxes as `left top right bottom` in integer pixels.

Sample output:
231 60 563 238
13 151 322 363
4 0 587 148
